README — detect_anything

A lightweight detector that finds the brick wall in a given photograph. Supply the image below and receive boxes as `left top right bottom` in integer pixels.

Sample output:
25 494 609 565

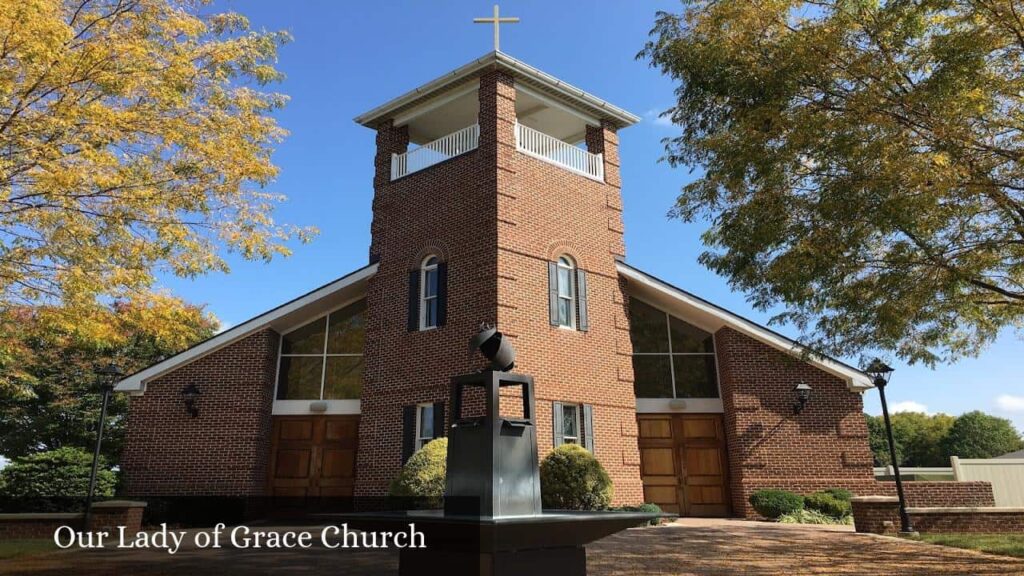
715 327 877 517
356 69 642 504
121 330 279 497
852 496 1024 534
878 481 996 507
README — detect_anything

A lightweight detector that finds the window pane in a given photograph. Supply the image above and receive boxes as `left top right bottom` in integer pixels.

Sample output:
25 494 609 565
419 405 434 439
424 268 438 298
672 355 719 398
557 298 571 326
562 405 578 440
281 317 327 355
326 300 366 354
628 299 669 353
557 267 572 298
669 316 714 353
277 356 324 399
631 355 673 398
424 298 437 327
323 356 363 399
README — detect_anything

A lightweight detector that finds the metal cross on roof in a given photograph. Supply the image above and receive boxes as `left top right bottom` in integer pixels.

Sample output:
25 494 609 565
473 4 519 52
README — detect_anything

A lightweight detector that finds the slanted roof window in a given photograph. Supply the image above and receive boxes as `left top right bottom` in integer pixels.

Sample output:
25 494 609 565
629 298 719 399
276 299 365 401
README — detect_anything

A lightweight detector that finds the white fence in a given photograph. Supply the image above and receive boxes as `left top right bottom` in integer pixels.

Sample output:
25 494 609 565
391 123 479 180
952 456 1024 507
873 466 954 479
515 122 604 181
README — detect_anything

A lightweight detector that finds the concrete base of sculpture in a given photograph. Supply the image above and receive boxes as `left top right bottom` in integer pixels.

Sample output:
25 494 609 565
334 509 662 576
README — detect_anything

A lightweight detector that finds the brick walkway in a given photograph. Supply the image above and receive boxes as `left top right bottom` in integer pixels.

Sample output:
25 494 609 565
5 518 1023 575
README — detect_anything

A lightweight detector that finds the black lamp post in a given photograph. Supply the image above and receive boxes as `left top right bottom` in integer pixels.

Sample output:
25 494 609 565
865 358 916 535
83 363 122 531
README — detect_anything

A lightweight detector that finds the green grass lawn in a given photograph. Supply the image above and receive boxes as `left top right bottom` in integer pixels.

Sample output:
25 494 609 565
912 533 1024 559
0 538 58 560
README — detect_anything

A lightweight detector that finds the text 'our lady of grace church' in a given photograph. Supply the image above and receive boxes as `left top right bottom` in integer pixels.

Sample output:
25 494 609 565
116 47 880 518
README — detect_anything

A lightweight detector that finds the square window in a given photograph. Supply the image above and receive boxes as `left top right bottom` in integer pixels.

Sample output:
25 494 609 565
276 356 324 400
323 356 363 399
672 355 720 398
631 355 674 398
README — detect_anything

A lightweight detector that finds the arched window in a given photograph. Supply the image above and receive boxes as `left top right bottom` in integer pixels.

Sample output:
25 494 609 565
420 256 439 330
555 255 576 328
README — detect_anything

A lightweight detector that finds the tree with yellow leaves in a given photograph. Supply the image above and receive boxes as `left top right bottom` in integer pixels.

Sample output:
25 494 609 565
0 0 313 321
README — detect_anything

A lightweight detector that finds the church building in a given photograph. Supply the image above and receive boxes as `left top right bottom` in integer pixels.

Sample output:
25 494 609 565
116 51 879 518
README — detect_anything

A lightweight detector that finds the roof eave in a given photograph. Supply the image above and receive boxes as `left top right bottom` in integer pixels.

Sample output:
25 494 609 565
353 51 640 129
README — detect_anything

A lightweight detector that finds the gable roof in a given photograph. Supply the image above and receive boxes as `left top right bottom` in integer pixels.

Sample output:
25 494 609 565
353 51 640 130
617 261 873 391
114 263 377 394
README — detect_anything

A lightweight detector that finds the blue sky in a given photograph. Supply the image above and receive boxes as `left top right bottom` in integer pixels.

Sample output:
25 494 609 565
164 0 1023 432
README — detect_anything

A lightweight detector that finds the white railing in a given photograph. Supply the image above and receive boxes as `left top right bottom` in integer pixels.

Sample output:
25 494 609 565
391 123 479 180
515 122 604 181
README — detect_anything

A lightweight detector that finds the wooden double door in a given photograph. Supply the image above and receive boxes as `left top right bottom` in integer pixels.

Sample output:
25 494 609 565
268 416 359 509
637 414 731 517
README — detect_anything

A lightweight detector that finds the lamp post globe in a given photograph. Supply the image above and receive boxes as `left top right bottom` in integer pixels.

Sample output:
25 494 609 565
83 363 123 531
865 358 916 535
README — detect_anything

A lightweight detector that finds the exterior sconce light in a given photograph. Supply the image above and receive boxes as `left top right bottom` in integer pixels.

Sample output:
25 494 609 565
792 381 812 414
180 383 202 418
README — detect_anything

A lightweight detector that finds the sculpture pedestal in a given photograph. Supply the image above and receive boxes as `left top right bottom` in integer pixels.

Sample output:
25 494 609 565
334 510 662 576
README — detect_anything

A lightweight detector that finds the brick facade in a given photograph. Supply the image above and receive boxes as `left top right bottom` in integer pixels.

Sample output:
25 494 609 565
715 326 877 517
122 330 279 496
852 494 1023 535
356 69 642 503
878 481 996 508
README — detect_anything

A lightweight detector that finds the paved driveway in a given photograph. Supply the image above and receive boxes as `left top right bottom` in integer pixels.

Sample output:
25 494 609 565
5 518 1023 575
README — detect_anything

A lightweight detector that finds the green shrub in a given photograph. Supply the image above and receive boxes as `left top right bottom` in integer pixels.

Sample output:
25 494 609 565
540 444 613 510
0 448 115 512
748 489 804 519
778 509 853 525
388 438 447 509
611 502 663 525
805 491 852 519
822 487 853 501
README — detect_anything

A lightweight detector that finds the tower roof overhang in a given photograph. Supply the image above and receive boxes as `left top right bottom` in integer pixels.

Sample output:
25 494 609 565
353 51 641 131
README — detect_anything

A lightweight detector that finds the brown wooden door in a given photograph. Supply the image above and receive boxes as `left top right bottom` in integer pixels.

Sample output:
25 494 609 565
638 414 731 517
268 416 358 509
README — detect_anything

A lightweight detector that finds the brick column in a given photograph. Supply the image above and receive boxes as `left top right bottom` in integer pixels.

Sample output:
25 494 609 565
370 121 409 262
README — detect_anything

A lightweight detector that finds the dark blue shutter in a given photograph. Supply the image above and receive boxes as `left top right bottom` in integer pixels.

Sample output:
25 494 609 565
402 405 416 463
407 270 419 332
576 269 589 332
436 262 448 327
582 404 595 453
432 401 446 438
552 401 564 447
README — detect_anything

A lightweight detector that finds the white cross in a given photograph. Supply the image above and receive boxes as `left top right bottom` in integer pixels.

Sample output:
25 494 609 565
473 4 519 52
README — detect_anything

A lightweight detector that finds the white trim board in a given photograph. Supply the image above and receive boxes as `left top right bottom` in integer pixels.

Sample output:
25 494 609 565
114 263 378 394
636 398 724 414
272 400 360 416
617 262 873 391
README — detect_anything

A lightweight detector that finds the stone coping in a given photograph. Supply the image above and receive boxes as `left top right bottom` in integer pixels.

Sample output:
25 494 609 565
91 500 148 509
908 507 1024 514
0 512 82 520
851 496 899 503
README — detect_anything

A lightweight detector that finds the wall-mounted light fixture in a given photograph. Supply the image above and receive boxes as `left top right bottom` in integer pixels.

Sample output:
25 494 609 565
792 381 812 415
180 383 202 418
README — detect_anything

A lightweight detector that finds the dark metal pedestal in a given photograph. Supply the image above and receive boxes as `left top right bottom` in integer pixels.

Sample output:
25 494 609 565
334 510 661 576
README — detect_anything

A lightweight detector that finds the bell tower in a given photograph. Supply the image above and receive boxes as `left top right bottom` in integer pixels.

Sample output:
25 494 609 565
353 51 642 503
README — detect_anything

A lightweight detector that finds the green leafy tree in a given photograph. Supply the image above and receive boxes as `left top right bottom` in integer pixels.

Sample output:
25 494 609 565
641 1 1024 365
866 414 900 466
0 297 217 462
890 411 955 466
942 411 1024 459
0 447 115 511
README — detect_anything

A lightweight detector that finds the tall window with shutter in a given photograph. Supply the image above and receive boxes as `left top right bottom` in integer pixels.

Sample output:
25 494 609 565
409 255 448 331
401 401 446 463
552 401 596 453
548 255 588 331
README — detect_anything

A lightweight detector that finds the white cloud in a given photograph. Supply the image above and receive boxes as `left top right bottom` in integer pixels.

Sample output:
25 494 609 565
996 394 1024 413
644 108 674 127
890 400 929 414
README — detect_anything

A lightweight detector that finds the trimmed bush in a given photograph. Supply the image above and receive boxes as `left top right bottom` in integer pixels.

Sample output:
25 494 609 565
611 502 663 526
388 438 447 509
540 444 613 510
822 487 853 502
778 509 853 525
748 489 803 519
0 447 115 512
804 491 852 519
